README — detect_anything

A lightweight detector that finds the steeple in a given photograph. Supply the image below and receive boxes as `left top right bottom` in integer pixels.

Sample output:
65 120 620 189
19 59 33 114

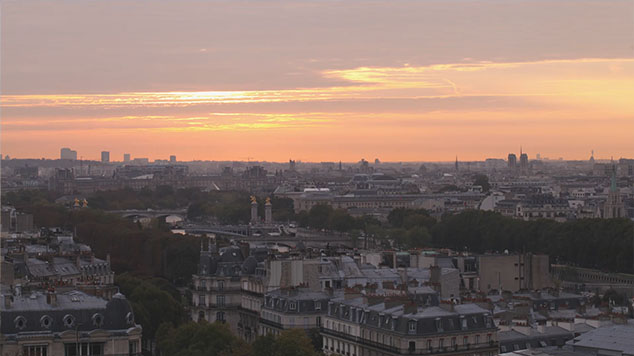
610 167 617 192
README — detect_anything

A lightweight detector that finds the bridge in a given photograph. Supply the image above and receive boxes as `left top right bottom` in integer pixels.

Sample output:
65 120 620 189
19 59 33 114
109 208 188 220
184 225 354 248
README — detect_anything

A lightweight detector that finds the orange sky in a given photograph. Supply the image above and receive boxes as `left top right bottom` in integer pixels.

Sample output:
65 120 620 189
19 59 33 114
2 1 633 162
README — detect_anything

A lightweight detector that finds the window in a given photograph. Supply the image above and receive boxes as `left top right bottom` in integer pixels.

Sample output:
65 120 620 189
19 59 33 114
475 335 480 344
316 316 321 327
435 318 443 332
451 338 456 347
217 295 225 307
14 316 27 330
463 336 468 346
408 320 417 333
427 340 432 350
216 312 225 322
289 301 297 310
63 343 104 356
129 340 140 355
315 301 321 310
461 317 468 329
199 294 205 306
92 313 104 327
408 341 415 353
218 280 224 291
23 345 48 356
40 315 52 329
487 334 492 343
198 311 205 322
63 314 75 328
439 339 444 348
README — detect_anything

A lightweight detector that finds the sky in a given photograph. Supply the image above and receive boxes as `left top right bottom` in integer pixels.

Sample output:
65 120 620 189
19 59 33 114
1 0 634 162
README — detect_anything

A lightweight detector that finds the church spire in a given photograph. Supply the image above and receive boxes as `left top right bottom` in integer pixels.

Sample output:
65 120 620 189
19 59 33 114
610 166 617 192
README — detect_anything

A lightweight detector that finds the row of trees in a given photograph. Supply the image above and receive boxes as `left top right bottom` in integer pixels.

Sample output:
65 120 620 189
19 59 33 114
296 205 634 274
156 323 321 356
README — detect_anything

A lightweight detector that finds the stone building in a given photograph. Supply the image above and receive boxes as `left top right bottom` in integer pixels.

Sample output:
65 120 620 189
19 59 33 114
322 296 498 356
191 243 247 334
0 290 142 356
260 288 330 336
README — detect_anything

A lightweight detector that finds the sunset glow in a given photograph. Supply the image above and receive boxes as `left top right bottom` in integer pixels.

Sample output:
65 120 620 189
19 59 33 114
2 0 633 161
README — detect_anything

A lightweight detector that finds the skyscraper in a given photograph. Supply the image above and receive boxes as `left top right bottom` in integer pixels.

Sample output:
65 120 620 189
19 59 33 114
123 153 131 162
101 151 110 163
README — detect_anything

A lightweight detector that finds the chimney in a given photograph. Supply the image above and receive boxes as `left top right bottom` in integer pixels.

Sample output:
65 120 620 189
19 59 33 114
3 295 12 309
46 288 57 307
398 268 408 287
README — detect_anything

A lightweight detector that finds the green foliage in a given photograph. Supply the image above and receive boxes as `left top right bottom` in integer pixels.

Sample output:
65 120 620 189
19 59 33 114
431 210 634 273
473 174 491 192
116 274 185 341
157 321 246 356
274 329 320 356
602 289 627 306
252 329 320 356
252 334 276 356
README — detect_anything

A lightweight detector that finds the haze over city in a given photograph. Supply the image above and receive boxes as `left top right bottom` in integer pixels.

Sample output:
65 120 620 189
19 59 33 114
2 0 634 161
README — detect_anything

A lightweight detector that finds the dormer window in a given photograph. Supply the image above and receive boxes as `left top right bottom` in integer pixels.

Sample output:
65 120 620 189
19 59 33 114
92 313 104 327
435 318 443 332
289 301 297 311
126 312 135 325
314 301 321 310
40 315 52 329
14 316 27 330
408 320 417 333
63 314 76 328
461 316 468 329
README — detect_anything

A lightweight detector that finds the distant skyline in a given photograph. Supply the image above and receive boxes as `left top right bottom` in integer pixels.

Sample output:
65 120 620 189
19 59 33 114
3 147 626 164
2 0 634 161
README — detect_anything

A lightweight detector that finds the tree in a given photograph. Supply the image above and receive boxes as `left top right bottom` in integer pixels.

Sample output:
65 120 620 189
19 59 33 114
157 322 245 356
274 329 320 356
473 174 491 192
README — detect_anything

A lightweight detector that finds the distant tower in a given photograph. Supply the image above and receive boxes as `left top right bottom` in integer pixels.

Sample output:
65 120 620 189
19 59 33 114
265 197 272 224
101 151 110 163
250 196 259 224
289 159 296 171
339 161 342 171
602 167 626 218
123 153 131 163
455 156 459 171
589 150 595 165
508 153 517 170
170 155 176 163
519 148 528 175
